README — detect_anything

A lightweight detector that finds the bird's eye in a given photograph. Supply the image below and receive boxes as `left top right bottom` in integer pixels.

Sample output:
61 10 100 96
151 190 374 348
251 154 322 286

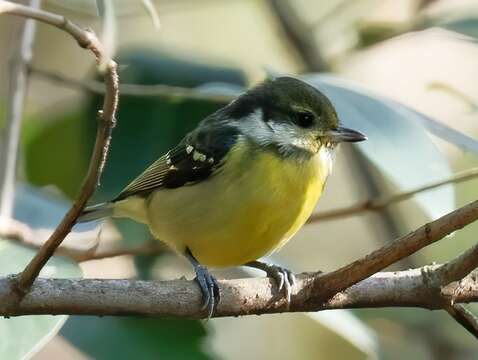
294 111 315 128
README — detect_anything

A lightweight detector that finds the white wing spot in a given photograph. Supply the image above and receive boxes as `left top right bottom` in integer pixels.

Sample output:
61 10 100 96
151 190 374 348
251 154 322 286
193 150 206 162
186 145 194 154
208 157 214 164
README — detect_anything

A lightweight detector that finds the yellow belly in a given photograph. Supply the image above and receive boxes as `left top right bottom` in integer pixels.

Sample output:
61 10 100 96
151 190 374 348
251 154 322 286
145 141 330 267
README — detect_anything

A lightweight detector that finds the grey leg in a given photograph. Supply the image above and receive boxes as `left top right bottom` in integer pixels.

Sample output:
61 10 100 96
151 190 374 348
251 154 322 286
185 248 220 319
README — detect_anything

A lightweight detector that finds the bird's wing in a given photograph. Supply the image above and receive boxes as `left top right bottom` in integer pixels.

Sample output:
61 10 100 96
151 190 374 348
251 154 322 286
114 123 239 201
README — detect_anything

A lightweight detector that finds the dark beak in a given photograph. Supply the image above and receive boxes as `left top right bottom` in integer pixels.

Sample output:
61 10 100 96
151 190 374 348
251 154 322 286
327 126 367 143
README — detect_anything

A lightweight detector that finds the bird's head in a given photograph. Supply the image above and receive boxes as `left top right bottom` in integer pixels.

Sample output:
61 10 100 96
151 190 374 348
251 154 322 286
226 77 366 158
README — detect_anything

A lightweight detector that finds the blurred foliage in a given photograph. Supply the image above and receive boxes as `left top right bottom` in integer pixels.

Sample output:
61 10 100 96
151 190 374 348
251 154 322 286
61 316 211 360
22 111 90 199
0 187 82 360
0 241 79 360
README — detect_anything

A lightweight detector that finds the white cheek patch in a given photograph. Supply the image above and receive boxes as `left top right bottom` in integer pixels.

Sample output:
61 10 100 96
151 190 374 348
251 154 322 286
318 146 334 174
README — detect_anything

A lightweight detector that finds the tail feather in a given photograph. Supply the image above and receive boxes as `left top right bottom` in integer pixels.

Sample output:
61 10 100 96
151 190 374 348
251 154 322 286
78 202 114 223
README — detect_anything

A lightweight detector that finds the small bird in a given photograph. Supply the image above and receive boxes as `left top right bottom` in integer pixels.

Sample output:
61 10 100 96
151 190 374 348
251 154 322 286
79 77 366 316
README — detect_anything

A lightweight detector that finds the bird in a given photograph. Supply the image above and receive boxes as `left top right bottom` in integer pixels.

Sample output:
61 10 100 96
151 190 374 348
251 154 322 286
78 76 367 317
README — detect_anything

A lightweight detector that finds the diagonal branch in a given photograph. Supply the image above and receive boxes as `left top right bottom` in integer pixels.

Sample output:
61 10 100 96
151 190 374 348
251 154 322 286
308 167 478 223
0 0 119 294
445 304 478 339
307 199 478 303
267 0 328 72
435 241 478 286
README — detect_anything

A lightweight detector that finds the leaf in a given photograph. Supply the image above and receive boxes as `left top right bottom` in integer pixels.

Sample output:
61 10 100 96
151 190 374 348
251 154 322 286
0 186 82 359
22 111 90 200
304 74 458 220
61 316 211 360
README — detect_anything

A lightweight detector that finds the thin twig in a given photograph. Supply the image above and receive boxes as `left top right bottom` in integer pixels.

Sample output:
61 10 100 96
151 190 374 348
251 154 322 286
29 65 233 103
0 267 476 318
445 304 478 339
73 241 165 262
308 167 478 223
0 0 41 223
0 1 119 294
435 241 478 286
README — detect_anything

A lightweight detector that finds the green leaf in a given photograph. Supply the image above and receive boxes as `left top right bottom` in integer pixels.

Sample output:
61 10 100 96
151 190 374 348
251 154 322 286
0 241 81 360
0 186 82 359
22 111 90 199
61 316 211 360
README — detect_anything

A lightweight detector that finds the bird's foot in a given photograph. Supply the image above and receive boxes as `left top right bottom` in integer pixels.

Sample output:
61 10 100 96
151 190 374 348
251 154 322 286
193 264 220 319
245 261 296 304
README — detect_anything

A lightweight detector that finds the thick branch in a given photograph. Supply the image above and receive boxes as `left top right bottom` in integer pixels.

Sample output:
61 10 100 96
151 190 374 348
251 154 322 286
307 199 478 303
0 268 476 318
0 1 119 293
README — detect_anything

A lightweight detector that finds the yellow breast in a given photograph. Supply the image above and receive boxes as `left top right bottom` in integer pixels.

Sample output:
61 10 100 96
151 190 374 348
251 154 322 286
146 140 331 267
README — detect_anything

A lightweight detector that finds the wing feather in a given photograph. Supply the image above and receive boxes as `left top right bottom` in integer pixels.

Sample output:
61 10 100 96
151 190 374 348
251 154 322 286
113 121 239 201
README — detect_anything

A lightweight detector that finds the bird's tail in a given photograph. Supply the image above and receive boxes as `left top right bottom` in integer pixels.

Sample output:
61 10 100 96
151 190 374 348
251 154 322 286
78 202 114 223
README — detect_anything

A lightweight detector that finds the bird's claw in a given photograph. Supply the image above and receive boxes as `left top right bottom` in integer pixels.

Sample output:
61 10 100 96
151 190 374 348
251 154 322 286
263 264 296 304
194 264 220 319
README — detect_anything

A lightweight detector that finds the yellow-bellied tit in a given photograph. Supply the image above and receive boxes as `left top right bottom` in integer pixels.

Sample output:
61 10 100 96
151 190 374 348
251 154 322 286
79 77 366 317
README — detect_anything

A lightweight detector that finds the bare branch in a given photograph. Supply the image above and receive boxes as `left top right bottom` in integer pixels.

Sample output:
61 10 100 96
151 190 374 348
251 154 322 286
0 0 119 294
309 167 478 223
0 267 476 318
267 0 328 72
0 0 41 223
435 242 478 286
28 65 233 103
445 304 478 339
73 241 164 262
309 199 478 303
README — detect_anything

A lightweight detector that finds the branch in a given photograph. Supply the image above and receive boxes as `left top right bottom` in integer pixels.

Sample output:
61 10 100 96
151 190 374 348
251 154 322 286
0 1 119 294
0 0 40 222
445 304 478 339
29 65 233 103
308 167 478 223
307 199 478 303
72 240 164 262
267 0 328 72
0 267 476 318
435 241 478 286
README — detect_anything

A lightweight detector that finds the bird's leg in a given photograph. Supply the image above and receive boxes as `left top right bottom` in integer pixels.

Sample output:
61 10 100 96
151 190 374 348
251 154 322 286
185 248 220 318
245 261 297 303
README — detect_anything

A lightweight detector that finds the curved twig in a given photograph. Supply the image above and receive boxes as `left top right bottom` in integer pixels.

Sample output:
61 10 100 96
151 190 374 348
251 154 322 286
309 167 478 223
0 0 119 294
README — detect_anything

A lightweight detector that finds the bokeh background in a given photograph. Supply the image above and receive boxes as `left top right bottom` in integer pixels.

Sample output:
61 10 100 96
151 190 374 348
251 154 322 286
1 0 478 359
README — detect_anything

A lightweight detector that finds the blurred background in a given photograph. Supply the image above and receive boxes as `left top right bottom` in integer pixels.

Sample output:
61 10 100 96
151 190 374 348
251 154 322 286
1 0 478 359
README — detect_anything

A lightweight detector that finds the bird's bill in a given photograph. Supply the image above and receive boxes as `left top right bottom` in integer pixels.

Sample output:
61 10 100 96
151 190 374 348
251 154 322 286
327 127 367 143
